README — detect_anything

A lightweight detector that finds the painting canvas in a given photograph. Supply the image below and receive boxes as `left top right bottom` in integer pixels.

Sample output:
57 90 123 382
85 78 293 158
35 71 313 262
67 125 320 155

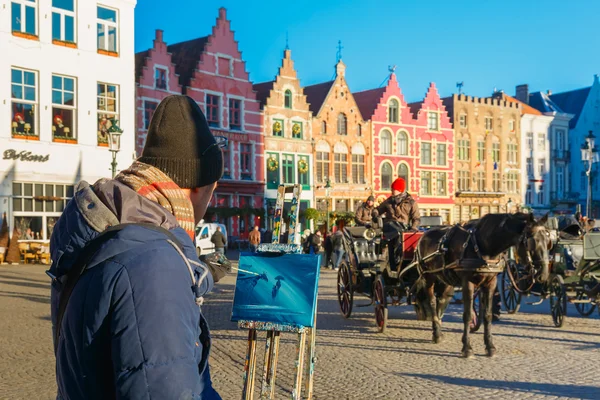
231 253 321 327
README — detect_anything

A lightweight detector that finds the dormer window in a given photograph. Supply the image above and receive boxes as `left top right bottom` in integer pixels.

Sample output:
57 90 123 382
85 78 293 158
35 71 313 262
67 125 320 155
427 112 439 131
388 99 399 123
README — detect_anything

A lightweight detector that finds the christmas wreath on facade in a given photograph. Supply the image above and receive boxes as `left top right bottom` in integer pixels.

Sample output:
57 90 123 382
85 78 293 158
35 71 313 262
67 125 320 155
298 158 308 174
292 122 302 137
267 156 279 172
272 121 282 135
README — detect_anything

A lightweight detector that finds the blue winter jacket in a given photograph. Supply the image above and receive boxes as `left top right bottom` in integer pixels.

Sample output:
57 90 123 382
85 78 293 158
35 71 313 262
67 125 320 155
48 179 221 399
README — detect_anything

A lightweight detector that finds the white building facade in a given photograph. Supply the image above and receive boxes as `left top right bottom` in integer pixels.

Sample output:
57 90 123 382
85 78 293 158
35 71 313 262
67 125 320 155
0 0 137 240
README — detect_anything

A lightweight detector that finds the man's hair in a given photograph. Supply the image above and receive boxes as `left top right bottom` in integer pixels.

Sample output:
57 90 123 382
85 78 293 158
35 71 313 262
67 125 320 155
216 226 221 231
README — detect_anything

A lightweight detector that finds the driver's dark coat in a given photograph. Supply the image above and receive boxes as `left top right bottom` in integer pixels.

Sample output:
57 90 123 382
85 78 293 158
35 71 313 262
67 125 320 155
376 193 421 229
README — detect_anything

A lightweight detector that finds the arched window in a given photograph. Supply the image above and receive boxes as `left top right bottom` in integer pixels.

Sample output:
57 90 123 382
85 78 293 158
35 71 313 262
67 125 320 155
397 131 408 155
381 163 393 190
398 163 409 184
380 130 392 154
388 99 399 123
334 142 348 183
321 120 327 134
284 90 292 109
337 113 347 135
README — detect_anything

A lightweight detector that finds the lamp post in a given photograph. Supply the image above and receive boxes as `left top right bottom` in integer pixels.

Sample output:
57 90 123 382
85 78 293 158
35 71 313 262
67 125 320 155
324 179 332 233
581 131 599 218
108 120 123 178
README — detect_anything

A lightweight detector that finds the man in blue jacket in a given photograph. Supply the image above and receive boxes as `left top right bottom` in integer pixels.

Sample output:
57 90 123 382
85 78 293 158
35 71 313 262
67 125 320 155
48 95 227 399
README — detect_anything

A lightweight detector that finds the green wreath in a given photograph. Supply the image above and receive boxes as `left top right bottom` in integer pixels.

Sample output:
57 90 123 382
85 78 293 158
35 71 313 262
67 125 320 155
273 121 282 134
292 123 301 137
267 156 279 171
298 158 309 174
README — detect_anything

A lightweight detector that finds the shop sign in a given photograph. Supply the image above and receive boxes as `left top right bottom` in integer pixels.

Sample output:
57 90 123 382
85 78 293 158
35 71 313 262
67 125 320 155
3 149 50 162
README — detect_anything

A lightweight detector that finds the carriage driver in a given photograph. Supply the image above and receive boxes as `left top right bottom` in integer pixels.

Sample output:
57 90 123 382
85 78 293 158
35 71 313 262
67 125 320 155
355 195 377 227
376 177 421 230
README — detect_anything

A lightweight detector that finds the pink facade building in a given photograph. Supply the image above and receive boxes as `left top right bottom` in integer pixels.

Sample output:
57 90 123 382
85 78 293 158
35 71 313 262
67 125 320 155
354 74 455 222
135 8 264 239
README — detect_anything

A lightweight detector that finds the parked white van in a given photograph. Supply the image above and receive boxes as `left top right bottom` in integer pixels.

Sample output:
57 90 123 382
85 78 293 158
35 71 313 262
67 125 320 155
195 221 228 256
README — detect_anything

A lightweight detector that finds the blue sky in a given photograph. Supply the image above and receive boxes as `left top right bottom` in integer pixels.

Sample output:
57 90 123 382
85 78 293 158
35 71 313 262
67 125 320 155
135 0 600 102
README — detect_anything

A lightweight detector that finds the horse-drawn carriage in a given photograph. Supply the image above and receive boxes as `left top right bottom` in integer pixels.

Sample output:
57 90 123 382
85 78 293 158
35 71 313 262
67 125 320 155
336 216 444 333
501 216 600 327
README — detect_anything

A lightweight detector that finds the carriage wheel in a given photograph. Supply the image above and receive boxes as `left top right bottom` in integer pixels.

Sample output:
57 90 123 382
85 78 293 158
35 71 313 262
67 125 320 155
337 262 354 319
575 276 597 317
501 260 522 314
549 275 567 328
374 276 388 333
470 290 483 333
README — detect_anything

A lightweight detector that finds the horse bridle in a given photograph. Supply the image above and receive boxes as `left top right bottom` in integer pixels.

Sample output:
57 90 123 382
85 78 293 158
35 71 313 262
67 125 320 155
518 226 549 272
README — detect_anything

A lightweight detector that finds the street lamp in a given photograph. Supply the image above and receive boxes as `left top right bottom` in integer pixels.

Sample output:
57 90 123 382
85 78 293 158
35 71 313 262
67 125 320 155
108 120 124 178
324 179 332 233
581 130 599 218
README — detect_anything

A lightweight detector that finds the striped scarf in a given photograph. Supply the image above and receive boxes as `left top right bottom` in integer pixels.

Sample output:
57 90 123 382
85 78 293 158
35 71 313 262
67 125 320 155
115 161 196 239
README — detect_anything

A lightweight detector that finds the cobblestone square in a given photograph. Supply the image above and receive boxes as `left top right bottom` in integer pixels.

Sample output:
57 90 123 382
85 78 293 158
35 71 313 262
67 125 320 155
1 264 599 399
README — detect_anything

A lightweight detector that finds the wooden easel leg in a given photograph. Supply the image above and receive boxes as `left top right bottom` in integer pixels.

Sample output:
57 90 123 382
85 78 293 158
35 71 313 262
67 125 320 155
242 329 258 400
304 327 317 400
260 330 281 399
292 331 307 400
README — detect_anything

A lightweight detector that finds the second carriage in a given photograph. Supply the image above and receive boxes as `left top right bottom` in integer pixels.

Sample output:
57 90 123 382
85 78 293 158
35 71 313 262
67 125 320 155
336 216 445 332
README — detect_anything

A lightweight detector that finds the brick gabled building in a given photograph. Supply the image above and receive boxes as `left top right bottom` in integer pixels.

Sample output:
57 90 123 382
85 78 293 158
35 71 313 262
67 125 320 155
135 8 264 239
304 60 371 220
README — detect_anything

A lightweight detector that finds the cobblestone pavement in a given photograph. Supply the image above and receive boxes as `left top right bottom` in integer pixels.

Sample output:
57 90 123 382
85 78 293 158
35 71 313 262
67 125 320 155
1 264 599 399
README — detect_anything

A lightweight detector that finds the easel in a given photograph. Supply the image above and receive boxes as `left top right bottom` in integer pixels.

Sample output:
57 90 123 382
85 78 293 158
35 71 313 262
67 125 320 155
239 184 318 399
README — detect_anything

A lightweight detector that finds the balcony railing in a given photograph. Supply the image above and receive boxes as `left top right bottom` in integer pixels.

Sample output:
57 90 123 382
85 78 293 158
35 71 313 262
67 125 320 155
552 149 570 161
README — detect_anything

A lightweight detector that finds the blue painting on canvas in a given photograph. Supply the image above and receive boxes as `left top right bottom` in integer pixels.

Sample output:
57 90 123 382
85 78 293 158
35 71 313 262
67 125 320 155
231 253 321 327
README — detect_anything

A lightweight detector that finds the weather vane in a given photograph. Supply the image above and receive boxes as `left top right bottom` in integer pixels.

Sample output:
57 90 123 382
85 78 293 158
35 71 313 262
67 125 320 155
285 31 289 50
456 81 464 95
389 65 397 73
336 40 343 62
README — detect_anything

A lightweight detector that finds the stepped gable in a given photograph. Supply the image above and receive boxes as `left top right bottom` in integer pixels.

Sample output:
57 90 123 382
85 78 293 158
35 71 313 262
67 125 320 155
353 87 386 120
134 50 149 83
253 81 275 108
167 36 209 88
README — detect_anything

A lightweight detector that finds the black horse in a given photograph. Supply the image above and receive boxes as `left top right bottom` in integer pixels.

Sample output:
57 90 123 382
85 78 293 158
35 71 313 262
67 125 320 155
414 212 550 358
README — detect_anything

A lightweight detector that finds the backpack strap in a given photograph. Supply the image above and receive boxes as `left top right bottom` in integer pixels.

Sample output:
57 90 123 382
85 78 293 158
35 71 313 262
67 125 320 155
53 223 183 354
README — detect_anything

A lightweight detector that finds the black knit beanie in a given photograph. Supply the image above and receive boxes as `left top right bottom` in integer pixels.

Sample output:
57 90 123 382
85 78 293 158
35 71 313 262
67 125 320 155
139 95 223 188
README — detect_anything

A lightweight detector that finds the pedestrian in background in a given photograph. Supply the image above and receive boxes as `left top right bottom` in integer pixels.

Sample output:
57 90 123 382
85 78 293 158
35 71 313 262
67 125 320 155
211 226 227 254
330 228 345 271
248 225 261 252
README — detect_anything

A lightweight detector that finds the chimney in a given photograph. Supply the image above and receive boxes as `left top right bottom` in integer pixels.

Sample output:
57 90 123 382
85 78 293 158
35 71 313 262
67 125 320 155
547 89 552 96
219 7 227 19
155 29 163 42
515 84 529 104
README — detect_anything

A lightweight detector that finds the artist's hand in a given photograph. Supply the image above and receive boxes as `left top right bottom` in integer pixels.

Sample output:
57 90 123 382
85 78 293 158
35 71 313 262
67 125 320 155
200 252 232 283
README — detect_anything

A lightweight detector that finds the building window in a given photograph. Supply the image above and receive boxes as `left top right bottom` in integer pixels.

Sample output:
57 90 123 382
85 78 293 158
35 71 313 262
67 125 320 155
556 166 564 196
316 151 330 183
272 118 284 137
240 143 252 180
538 159 545 175
380 130 392 154
485 116 493 131
266 153 280 189
421 171 432 195
284 90 292 109
509 119 515 132
458 171 470 191
397 131 408 155
357 124 362 137
334 153 348 183
459 113 467 128
11 68 38 139
144 100 158 130
155 68 167 90
337 113 347 135
436 172 447 196
381 163 393 190
52 0 75 43
492 142 500 163
526 158 533 175
292 121 303 139
281 154 294 184
222 146 231 179
427 112 439 131
457 139 470 161
352 154 365 184
217 56 231 76
475 172 485 191
398 164 409 184
298 155 310 188
12 0 37 36
421 142 432 165
388 99 399 123
51 75 76 142
507 143 517 164
556 130 565 150
526 132 534 150
492 172 500 192
13 182 75 241
436 143 446 166
97 82 118 146
526 185 532 204
206 94 220 127
229 99 242 130
321 120 327 134
538 187 544 204
476 141 485 162
537 133 546 150
97 6 118 53
507 173 518 193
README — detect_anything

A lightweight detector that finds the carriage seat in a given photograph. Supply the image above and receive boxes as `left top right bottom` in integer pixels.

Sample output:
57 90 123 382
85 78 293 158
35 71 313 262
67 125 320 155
346 226 370 238
382 221 407 241
353 238 379 265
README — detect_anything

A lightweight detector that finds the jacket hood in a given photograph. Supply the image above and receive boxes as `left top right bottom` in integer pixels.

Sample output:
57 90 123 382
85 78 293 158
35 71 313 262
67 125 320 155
49 179 182 279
